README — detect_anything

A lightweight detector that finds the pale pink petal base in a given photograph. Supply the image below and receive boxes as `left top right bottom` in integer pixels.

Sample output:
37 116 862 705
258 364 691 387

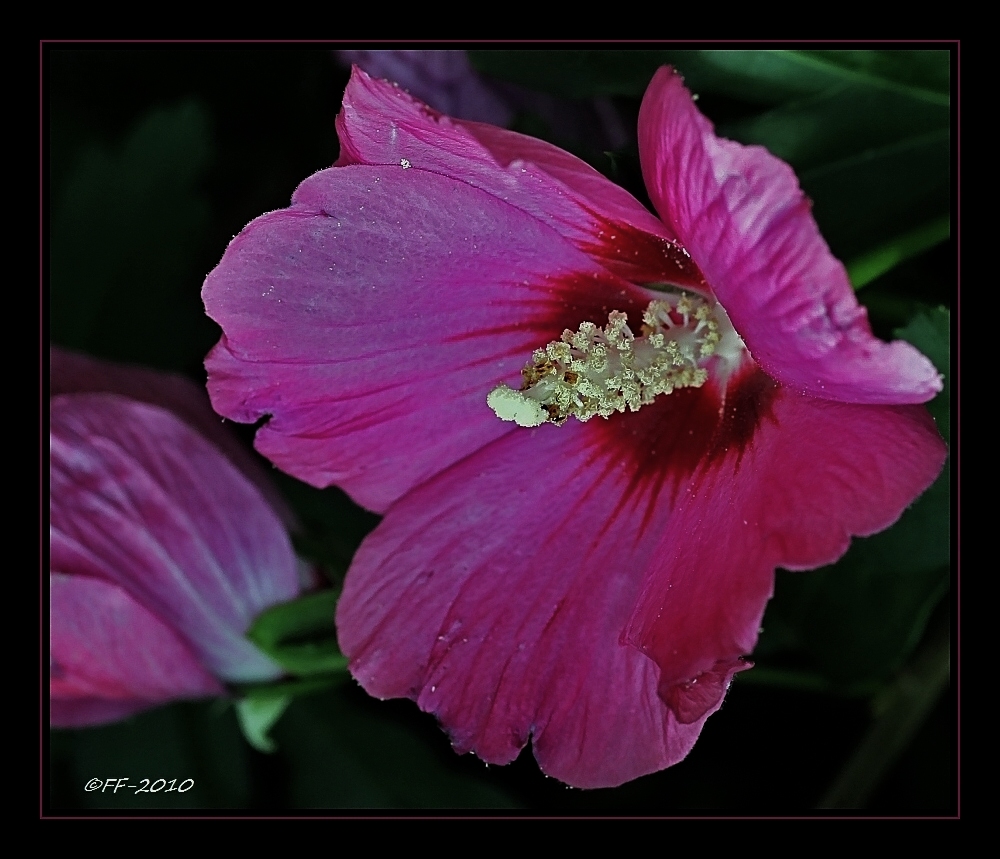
638 67 942 405
50 394 299 683
51 574 224 727
50 346 297 530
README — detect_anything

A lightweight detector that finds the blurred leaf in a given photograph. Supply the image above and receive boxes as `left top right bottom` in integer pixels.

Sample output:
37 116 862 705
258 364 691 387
806 50 950 99
802 129 949 263
49 100 215 372
247 589 347 676
273 686 522 809
667 49 950 105
234 696 291 753
724 83 948 172
736 665 835 693
861 461 950 577
665 50 878 104
470 49 950 105
55 702 251 809
770 556 948 690
848 217 951 289
818 613 950 809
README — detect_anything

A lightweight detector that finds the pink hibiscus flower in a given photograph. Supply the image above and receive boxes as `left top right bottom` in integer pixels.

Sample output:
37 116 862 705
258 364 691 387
50 348 301 728
201 66 947 788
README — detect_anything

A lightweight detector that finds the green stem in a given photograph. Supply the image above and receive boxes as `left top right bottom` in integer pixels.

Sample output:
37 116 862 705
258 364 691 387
817 615 951 809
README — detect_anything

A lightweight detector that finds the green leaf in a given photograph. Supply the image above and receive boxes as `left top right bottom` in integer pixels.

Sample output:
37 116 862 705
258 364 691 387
847 217 951 289
273 686 523 808
832 307 951 584
615 49 948 106
698 50 949 105
662 50 865 104
728 94 949 267
769 556 948 690
469 48 868 103
234 696 291 754
246 589 348 676
805 50 951 101
802 129 950 264
469 48 887 103
723 83 948 173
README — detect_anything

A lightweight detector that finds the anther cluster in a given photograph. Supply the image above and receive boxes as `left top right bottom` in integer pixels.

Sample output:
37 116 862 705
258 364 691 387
488 294 722 427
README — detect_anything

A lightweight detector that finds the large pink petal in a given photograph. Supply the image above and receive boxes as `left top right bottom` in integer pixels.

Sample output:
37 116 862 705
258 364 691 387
50 574 224 727
336 418 724 789
624 381 948 718
638 66 942 405
203 164 652 512
335 362 761 786
50 393 299 683
337 358 945 786
336 66 704 288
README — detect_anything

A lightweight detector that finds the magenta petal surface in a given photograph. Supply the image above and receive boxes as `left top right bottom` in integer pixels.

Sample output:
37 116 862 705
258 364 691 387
338 372 946 786
204 164 649 511
336 67 676 255
637 67 942 405
338 424 716 789
624 388 948 718
50 393 299 683
51 574 224 727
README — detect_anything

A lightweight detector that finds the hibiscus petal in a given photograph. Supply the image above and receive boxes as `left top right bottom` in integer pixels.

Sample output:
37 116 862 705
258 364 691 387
50 393 298 683
336 423 719 789
637 66 942 405
50 573 224 727
624 384 948 719
335 66 704 287
337 361 946 785
50 345 297 530
203 165 650 511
